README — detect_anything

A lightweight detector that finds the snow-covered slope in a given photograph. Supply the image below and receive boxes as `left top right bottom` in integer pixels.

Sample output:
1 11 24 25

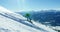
0 6 57 32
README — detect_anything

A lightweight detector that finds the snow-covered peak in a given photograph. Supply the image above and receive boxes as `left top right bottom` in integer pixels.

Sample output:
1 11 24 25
0 6 13 13
0 6 26 20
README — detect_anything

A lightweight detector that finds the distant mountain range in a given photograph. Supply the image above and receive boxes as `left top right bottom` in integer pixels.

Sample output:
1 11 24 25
17 10 60 26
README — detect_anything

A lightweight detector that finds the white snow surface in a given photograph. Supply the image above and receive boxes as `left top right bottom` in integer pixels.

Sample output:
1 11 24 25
0 6 57 32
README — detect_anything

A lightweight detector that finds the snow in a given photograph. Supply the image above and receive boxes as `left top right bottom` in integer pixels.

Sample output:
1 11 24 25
0 6 26 20
55 26 60 30
0 6 57 32
32 20 57 32
0 15 43 32
50 26 60 30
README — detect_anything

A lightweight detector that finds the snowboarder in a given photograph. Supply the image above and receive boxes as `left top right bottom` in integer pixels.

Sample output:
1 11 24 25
25 13 33 24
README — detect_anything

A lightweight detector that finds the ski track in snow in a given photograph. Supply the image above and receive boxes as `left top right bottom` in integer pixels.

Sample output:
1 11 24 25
0 12 48 32
0 14 42 32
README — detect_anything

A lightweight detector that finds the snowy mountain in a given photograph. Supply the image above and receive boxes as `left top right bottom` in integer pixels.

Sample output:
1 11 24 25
0 6 57 32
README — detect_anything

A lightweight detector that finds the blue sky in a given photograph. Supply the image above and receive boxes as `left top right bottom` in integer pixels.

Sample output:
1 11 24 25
0 0 60 12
